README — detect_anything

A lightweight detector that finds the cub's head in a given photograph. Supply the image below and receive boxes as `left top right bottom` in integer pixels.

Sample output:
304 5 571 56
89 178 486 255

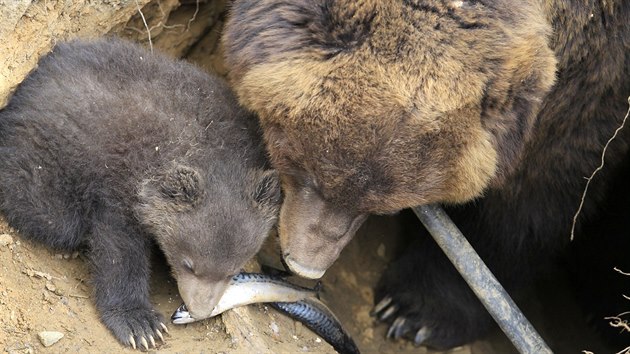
224 0 557 278
136 164 281 318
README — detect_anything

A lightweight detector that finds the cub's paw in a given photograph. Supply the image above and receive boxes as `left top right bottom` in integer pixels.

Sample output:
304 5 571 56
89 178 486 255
372 260 493 350
101 307 169 350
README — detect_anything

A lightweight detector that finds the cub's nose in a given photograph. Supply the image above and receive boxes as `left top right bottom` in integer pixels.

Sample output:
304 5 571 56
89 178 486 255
178 278 230 320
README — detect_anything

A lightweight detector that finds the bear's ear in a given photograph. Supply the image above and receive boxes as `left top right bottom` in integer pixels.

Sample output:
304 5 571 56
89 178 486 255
158 165 204 206
251 169 282 207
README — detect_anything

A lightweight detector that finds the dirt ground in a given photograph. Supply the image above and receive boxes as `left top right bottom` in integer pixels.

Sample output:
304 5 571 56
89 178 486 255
0 1 623 353
0 210 619 354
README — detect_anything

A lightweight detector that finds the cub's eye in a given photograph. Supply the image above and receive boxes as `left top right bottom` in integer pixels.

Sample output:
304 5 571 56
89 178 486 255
183 259 195 274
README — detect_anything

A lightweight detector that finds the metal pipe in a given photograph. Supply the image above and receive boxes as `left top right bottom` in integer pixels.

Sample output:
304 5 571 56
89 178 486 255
412 204 552 354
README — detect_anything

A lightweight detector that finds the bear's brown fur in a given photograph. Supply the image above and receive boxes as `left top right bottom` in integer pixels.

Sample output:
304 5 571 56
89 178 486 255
223 0 630 348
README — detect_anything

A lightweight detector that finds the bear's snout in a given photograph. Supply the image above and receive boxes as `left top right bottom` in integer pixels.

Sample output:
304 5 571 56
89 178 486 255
177 276 230 320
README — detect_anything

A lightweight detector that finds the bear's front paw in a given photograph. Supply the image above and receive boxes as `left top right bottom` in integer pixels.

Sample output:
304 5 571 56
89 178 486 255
372 261 493 350
101 306 169 350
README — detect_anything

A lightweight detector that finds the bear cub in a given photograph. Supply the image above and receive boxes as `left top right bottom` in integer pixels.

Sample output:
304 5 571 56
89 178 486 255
0 38 281 349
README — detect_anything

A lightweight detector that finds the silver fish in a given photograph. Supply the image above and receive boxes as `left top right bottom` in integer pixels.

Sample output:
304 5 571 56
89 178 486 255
271 298 360 354
170 272 316 324
170 272 361 354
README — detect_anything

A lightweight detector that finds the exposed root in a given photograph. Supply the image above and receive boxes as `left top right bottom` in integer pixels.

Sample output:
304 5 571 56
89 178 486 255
134 0 153 53
126 0 201 44
571 96 630 240
606 309 630 354
615 267 630 277
187 0 200 31
606 311 630 332
585 313 630 354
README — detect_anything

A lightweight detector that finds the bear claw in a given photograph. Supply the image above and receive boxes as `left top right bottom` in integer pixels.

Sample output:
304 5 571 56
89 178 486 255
160 322 169 333
372 297 399 321
380 304 398 321
371 295 392 316
387 316 410 339
140 336 149 350
414 327 431 346
103 307 167 350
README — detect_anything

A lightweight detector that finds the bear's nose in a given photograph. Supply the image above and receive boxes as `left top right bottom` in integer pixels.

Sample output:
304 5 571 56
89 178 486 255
178 277 230 320
283 254 327 279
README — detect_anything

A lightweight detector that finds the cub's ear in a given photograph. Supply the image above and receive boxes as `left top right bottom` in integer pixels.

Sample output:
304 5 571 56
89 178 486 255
139 165 204 208
251 169 282 207
158 165 204 206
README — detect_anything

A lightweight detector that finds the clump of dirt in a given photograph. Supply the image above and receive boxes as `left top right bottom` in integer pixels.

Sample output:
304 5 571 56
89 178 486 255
0 0 154 108
0 0 226 108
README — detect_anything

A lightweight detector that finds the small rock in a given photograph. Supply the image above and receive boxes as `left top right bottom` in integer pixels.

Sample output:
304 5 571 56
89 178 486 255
38 331 64 347
55 251 79 259
6 344 34 354
269 321 280 341
45 282 56 293
294 320 303 336
269 321 279 335
0 234 13 246
25 269 52 280
377 243 386 258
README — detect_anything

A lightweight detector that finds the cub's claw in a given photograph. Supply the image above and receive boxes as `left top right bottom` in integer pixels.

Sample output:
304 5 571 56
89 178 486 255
160 322 169 333
140 336 149 351
149 335 156 348
102 307 166 350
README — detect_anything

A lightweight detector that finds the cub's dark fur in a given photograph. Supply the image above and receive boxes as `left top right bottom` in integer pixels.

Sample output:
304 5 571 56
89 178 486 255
0 38 280 348
223 0 630 349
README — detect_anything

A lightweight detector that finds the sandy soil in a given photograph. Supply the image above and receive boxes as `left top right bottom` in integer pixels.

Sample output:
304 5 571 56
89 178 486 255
0 209 616 354
0 1 622 353
0 212 509 354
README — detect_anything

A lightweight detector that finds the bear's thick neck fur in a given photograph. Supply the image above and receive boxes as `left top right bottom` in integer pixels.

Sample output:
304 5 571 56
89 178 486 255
224 0 561 209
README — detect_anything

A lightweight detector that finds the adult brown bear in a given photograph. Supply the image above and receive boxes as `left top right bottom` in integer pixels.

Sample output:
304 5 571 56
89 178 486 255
223 0 630 349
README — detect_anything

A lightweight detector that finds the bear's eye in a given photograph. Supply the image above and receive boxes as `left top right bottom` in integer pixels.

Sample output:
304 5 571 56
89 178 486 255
183 259 195 274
